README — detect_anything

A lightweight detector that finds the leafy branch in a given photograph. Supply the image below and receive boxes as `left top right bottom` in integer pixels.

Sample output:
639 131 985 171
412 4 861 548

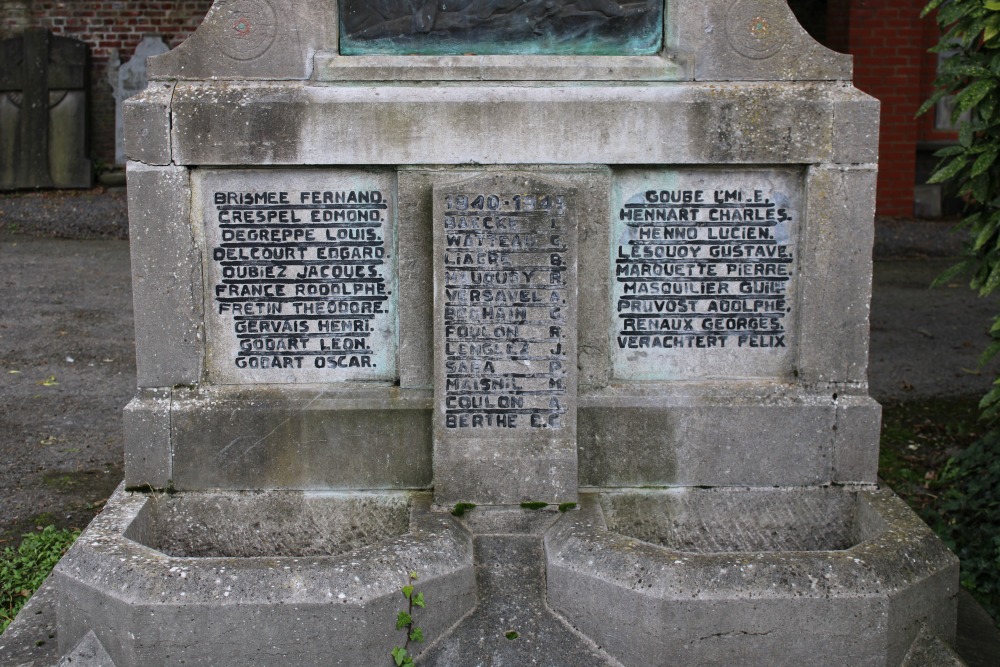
920 0 1000 417
391 571 425 667
920 0 1000 624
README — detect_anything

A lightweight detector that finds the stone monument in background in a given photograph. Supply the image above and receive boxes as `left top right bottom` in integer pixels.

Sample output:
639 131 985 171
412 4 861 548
0 28 92 190
52 1 964 665
107 36 170 166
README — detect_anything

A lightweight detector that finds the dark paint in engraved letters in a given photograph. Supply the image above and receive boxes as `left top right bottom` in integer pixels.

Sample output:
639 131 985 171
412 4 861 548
209 188 390 374
615 186 794 353
442 190 571 430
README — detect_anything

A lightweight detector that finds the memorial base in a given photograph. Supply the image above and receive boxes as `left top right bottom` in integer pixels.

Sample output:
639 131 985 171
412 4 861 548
54 485 961 666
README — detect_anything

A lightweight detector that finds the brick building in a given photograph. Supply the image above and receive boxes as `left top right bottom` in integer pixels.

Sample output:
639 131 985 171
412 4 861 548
826 0 958 216
0 0 954 216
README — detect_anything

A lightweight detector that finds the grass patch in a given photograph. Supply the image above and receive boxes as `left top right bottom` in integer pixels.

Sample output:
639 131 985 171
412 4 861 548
879 396 982 513
1 526 78 634
879 395 999 626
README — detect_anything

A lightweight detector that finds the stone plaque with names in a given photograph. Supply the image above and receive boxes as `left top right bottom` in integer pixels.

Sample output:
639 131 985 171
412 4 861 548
198 169 397 384
611 169 801 381
433 173 578 505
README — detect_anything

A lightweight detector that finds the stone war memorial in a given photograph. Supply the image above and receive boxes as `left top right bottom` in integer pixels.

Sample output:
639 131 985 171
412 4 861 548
52 1 965 665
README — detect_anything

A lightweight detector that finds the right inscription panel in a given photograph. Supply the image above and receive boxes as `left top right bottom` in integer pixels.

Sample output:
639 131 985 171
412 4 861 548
611 169 802 381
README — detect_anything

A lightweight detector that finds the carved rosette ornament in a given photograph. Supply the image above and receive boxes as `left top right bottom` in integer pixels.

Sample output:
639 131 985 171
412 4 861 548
216 0 277 61
726 0 798 60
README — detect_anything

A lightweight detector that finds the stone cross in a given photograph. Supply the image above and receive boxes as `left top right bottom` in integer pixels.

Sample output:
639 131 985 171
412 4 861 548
0 28 90 189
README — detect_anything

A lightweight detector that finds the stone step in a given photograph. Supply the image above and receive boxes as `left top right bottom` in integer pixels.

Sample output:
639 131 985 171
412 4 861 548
419 509 619 667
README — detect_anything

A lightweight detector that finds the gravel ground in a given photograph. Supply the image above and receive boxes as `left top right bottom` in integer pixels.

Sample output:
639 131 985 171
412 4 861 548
0 189 129 240
0 235 134 548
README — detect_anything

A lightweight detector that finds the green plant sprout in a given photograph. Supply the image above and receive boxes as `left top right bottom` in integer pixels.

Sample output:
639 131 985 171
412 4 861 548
391 571 425 667
520 501 548 510
450 502 476 517
558 502 577 513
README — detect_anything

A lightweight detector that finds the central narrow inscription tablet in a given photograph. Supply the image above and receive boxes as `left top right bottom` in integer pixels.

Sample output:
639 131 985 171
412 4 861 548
433 173 578 505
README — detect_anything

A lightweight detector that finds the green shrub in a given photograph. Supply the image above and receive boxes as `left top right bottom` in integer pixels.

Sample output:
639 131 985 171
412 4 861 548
0 526 79 634
921 0 1000 375
926 431 1000 620
920 0 1000 626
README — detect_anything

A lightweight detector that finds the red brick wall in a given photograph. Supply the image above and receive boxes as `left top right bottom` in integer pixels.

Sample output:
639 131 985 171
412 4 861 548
1 1 213 165
844 0 939 216
917 11 960 145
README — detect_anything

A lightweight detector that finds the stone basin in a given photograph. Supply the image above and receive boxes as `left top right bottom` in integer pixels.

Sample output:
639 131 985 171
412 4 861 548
546 487 960 667
54 486 475 667
123 490 413 558
599 486 870 553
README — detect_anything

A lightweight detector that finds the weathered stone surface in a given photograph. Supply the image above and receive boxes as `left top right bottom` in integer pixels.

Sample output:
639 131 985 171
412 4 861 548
169 386 432 491
833 395 881 484
396 169 437 390
832 91 881 164
55 488 475 667
902 627 966 667
420 508 617 666
546 490 960 667
314 52 690 82
673 0 853 81
123 389 171 490
0 573 60 666
433 173 578 505
148 0 336 81
577 393 836 487
58 631 115 667
123 82 174 165
125 490 413 558
568 169 614 390
600 487 862 553
127 163 203 387
168 83 876 166
195 168 397 385
797 165 877 385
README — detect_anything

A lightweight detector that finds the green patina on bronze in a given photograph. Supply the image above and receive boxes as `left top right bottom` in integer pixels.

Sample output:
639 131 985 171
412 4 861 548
339 1 663 56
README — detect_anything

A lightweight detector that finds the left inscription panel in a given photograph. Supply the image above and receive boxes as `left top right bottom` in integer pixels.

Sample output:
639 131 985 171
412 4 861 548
196 170 397 384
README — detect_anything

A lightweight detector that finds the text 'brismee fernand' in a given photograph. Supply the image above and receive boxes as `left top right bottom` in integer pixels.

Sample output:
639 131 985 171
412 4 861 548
201 171 397 383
